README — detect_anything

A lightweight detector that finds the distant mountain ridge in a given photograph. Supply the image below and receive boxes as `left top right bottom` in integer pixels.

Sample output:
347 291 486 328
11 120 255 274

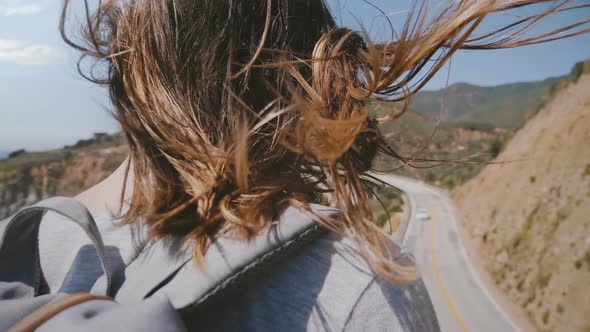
412 60 590 130
412 77 561 129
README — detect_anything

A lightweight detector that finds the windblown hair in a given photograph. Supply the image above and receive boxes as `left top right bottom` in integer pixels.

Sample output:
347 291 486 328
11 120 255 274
61 0 589 282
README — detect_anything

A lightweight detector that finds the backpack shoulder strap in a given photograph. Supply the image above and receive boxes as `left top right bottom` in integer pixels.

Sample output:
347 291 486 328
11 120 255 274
173 205 339 314
111 204 340 312
0 197 113 296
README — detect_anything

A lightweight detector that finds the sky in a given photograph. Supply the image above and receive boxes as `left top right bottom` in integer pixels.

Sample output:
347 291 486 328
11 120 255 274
0 0 589 153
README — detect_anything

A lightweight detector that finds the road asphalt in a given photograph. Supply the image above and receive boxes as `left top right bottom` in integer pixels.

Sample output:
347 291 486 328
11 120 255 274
372 174 518 332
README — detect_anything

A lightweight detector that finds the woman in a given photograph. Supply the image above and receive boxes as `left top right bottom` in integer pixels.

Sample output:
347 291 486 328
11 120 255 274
3 0 587 331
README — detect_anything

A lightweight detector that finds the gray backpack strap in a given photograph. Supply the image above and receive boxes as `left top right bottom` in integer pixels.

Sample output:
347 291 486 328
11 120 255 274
111 204 339 311
96 237 192 299
0 197 113 296
113 204 340 315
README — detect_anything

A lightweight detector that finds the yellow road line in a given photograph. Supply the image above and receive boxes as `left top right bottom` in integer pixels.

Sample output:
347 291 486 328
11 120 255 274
428 207 470 332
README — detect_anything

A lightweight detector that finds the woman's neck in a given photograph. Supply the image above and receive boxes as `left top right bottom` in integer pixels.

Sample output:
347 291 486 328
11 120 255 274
75 157 133 214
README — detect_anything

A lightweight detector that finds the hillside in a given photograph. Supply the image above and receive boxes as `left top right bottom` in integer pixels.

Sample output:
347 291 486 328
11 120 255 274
452 69 590 332
0 133 127 219
369 100 510 189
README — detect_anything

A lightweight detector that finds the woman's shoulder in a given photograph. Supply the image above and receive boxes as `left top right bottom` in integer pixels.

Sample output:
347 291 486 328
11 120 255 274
282 232 439 331
188 231 440 332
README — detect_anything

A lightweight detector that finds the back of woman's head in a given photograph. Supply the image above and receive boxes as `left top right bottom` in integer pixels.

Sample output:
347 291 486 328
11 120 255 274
61 0 589 282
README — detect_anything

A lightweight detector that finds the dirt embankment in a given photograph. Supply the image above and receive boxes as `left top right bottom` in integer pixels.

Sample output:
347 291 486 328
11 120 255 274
453 74 590 332
0 146 127 219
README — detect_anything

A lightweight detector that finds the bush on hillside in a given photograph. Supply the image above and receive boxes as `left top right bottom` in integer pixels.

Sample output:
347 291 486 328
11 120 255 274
453 121 496 133
68 132 119 149
571 61 586 83
489 138 503 158
7 149 26 159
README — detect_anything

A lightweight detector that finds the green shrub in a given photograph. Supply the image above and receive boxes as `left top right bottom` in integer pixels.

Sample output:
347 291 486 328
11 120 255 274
379 186 400 200
571 61 585 83
7 149 26 159
376 214 389 227
489 138 503 158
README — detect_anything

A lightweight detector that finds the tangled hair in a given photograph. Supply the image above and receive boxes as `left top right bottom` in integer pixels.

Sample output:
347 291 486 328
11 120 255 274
61 0 589 283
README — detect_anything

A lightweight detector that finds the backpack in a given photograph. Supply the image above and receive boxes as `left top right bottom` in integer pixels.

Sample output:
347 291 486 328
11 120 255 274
0 197 337 331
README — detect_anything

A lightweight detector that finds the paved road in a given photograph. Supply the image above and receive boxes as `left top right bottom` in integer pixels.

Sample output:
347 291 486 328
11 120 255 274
372 174 518 332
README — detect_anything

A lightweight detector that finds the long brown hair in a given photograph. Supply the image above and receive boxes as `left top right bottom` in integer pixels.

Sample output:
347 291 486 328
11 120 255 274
60 0 589 283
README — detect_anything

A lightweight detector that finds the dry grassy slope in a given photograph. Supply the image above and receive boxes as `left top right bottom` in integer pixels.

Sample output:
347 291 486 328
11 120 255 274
452 73 590 332
0 146 127 219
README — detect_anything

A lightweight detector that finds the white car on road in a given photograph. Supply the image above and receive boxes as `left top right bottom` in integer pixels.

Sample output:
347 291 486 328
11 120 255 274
415 208 430 221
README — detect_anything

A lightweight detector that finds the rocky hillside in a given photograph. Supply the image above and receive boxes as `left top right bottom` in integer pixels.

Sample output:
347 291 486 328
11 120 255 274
452 67 590 332
369 103 511 189
0 133 127 219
